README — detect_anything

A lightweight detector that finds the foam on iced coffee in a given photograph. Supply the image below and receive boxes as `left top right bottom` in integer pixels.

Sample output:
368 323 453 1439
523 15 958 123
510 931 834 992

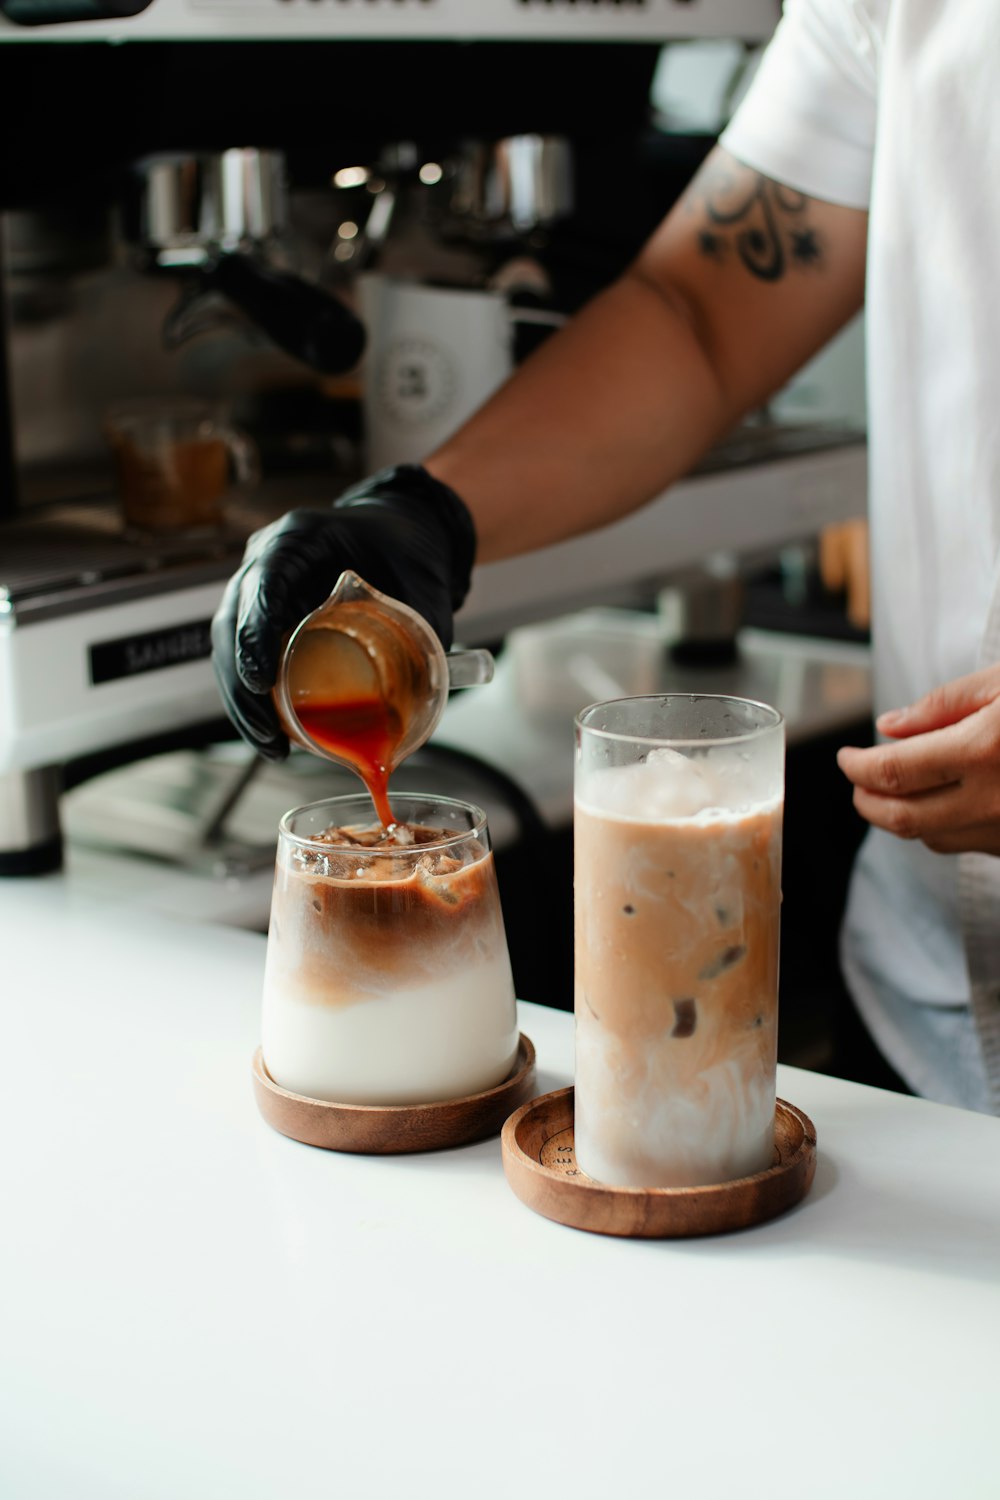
574 747 783 1189
577 744 779 823
262 819 519 1105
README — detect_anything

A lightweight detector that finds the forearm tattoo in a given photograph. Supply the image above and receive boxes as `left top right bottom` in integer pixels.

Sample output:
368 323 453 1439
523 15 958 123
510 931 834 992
691 162 823 282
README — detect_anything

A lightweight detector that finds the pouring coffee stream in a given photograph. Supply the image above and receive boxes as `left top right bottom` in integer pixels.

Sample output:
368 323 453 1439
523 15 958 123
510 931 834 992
273 571 494 829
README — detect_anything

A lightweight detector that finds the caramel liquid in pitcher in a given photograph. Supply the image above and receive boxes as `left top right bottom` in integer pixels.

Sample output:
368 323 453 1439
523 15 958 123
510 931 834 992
281 598 434 828
294 695 399 829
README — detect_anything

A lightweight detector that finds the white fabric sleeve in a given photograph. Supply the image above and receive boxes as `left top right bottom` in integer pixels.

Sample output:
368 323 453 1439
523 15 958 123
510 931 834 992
719 0 879 210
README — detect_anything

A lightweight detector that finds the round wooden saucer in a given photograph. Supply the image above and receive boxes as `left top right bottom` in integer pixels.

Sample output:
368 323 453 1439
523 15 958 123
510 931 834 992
252 1034 536 1154
501 1087 817 1238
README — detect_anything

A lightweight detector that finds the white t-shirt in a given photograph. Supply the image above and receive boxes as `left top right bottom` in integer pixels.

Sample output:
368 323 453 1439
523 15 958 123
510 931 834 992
721 0 1000 1111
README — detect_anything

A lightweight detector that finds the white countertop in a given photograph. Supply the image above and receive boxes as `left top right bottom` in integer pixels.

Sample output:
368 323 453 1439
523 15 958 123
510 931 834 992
3 870 998 1500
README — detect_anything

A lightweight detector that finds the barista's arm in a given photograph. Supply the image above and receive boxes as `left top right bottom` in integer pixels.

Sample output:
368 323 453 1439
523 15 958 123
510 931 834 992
426 145 868 563
211 147 867 761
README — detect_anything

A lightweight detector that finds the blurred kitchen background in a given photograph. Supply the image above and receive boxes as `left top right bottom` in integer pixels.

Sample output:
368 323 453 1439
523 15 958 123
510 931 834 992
0 0 878 1083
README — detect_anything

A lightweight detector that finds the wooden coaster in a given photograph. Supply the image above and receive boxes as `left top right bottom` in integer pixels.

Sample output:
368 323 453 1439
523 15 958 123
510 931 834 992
501 1087 817 1238
252 1034 536 1155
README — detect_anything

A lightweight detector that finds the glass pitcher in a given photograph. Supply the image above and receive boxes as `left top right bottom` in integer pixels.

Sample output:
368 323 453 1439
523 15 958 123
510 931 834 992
272 571 493 808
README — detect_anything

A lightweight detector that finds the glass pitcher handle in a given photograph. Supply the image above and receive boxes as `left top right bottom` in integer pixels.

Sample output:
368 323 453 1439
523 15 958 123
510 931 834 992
445 647 494 689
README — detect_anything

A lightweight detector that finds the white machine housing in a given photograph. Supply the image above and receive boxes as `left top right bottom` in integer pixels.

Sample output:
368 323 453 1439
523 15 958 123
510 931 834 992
4 0 870 875
0 0 779 43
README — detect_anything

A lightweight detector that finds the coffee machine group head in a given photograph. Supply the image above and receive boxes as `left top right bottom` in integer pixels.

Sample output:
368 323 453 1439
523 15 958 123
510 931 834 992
128 147 366 378
356 132 574 470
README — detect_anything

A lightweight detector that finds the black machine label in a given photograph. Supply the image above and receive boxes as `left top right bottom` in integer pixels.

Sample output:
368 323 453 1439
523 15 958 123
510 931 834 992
89 619 214 684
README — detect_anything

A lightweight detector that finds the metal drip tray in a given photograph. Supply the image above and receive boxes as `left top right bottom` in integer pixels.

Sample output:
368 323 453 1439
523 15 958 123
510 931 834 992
0 500 244 622
0 481 331 624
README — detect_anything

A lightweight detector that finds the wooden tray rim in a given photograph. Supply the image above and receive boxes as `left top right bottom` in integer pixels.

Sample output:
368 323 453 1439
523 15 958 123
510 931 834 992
254 1038 536 1152
501 1086 817 1235
254 1032 534 1115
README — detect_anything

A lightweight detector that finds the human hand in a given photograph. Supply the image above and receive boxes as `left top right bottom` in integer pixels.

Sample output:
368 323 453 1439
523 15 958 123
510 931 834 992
210 465 476 761
836 664 1000 855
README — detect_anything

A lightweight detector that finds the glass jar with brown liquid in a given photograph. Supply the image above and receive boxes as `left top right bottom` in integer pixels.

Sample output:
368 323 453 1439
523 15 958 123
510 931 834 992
105 397 258 536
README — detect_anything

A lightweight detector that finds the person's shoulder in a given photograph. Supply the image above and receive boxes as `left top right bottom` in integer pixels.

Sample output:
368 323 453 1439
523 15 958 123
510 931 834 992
791 0 888 20
778 0 888 86
787 0 889 46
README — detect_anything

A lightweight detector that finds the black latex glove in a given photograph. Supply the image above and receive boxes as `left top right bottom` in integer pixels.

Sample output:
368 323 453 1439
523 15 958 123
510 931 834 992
211 464 477 761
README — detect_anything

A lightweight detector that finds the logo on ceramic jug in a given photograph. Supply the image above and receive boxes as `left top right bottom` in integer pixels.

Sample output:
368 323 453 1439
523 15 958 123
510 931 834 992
376 338 455 426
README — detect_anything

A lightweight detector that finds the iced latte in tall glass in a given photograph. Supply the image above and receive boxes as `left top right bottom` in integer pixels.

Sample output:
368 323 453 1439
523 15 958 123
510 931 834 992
574 695 784 1189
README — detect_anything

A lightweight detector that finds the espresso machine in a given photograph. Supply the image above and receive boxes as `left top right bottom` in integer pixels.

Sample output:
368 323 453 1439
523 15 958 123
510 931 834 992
0 140 371 873
2 0 865 883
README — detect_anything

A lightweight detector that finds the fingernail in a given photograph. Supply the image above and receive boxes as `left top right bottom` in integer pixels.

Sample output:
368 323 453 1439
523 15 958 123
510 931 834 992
877 708 905 729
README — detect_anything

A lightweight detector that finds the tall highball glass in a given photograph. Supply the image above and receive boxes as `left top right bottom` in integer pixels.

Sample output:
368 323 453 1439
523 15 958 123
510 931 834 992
574 694 784 1189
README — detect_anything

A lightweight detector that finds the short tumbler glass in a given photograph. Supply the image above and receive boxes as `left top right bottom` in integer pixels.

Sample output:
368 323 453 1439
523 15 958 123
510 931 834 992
261 793 519 1105
574 694 785 1189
